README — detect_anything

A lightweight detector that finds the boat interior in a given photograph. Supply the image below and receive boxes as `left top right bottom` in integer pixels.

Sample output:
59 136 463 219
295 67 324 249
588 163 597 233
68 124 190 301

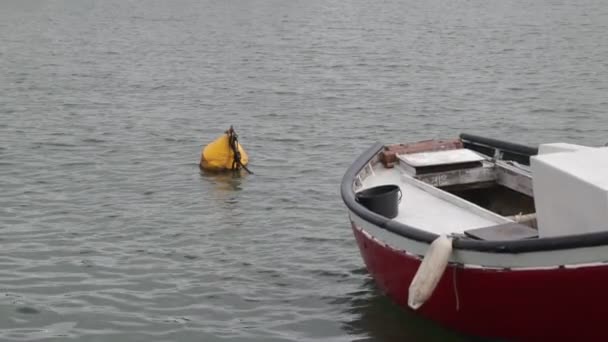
355 134 541 241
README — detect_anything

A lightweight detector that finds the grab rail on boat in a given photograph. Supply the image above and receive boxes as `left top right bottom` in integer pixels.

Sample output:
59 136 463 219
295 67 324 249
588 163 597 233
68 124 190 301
460 133 538 165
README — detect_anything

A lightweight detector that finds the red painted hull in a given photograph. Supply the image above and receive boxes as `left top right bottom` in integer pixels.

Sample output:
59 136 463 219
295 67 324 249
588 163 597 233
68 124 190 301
352 223 608 341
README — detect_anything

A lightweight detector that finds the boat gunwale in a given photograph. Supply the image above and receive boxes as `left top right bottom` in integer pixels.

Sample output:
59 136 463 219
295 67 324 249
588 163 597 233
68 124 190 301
341 139 608 254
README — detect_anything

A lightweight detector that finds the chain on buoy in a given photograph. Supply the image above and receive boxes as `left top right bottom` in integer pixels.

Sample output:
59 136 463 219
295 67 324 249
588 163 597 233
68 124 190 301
199 126 252 174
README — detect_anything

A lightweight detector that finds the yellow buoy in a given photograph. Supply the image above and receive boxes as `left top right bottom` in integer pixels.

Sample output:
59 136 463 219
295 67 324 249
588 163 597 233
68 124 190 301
200 126 250 173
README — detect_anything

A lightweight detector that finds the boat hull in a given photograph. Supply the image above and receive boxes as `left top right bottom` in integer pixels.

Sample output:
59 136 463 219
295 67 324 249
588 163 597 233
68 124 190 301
352 222 608 341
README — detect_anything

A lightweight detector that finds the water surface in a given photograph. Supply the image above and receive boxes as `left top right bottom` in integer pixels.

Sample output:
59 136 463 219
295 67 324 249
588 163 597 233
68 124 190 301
1 0 608 340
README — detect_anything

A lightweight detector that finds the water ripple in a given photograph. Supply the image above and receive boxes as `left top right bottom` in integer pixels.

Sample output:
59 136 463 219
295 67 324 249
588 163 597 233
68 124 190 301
2 0 608 340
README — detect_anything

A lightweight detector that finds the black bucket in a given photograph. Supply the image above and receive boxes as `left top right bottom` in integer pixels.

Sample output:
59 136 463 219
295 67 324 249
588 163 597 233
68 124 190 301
355 184 402 219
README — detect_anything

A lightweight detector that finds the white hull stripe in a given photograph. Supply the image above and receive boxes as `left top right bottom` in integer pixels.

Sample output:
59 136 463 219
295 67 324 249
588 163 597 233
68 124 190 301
350 210 608 269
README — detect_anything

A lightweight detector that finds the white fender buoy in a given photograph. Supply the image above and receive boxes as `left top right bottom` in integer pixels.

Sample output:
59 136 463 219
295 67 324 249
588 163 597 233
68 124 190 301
408 235 453 310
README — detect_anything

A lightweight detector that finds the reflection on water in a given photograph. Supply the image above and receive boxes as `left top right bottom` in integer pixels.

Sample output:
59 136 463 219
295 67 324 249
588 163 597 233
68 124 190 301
342 276 481 342
199 168 248 231
200 168 245 196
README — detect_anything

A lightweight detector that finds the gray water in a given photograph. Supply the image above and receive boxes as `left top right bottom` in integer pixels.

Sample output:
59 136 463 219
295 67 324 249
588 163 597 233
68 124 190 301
1 0 608 340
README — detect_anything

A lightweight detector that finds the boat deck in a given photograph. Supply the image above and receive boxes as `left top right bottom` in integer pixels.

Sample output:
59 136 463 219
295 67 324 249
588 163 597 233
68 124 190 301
360 166 510 235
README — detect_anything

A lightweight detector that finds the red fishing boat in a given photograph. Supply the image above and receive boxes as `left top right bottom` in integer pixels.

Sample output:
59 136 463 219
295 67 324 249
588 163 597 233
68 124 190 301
341 133 608 341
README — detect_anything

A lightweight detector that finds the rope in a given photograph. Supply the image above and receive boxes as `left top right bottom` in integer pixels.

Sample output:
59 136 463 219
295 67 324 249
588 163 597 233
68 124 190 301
227 126 253 174
449 234 460 311
453 265 460 311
